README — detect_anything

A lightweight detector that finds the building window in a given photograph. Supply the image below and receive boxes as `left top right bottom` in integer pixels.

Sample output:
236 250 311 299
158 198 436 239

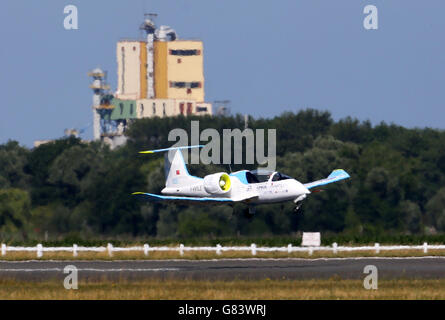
141 104 144 116
119 103 124 115
177 58 182 64
163 103 166 116
187 103 192 115
169 81 201 89
187 88 192 94
179 103 184 115
152 103 156 115
130 104 133 114
196 106 207 112
169 49 200 56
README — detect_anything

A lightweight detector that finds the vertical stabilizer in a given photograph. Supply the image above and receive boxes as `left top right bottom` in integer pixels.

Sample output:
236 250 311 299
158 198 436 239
139 145 204 188
164 149 201 188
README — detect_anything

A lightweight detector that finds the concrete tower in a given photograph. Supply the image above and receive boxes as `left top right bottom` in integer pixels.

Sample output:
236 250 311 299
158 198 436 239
88 68 110 141
140 14 157 99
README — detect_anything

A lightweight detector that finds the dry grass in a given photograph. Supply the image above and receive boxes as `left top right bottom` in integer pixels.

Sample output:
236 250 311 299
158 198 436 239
1 278 445 299
1 249 445 261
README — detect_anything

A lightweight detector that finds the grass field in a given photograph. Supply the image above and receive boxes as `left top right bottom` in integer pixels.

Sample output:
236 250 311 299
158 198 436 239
1 249 445 261
1 278 445 299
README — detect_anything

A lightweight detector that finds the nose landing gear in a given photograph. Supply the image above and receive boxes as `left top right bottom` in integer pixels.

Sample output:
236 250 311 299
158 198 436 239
293 194 307 212
294 202 303 212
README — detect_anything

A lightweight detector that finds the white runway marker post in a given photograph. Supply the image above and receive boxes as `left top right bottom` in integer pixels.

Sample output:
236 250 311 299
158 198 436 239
423 242 428 254
308 247 313 256
375 243 380 254
251 243 257 256
216 244 222 255
73 244 78 257
333 242 338 255
37 244 43 258
287 244 292 254
107 243 113 257
144 244 149 256
1 243 6 256
179 244 184 256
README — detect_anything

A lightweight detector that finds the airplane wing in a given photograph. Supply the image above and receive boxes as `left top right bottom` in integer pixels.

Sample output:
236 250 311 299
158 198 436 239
132 192 258 205
303 169 350 190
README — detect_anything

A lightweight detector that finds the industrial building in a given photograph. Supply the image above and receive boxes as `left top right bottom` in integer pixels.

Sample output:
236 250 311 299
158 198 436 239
89 15 213 149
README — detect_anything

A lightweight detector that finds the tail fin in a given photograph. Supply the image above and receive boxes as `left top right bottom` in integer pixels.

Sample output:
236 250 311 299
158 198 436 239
164 149 202 187
139 145 203 188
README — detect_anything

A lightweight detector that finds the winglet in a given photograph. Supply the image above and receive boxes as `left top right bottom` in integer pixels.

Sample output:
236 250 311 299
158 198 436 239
139 145 204 154
327 169 350 180
303 169 350 190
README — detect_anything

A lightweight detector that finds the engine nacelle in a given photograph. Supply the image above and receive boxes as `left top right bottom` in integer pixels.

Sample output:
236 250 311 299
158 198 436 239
203 172 231 195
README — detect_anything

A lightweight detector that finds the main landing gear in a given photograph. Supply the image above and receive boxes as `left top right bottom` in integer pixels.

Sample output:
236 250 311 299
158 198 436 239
244 205 256 219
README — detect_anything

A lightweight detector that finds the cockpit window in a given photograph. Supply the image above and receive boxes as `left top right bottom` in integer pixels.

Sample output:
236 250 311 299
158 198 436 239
247 170 293 183
272 172 293 181
246 171 260 183
248 170 272 183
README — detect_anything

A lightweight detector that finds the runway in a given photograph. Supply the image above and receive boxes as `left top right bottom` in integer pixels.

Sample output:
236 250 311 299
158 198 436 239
1 257 445 281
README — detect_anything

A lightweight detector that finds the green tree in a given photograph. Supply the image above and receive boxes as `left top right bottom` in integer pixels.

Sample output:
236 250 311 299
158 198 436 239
425 188 445 232
30 204 71 236
399 200 422 234
0 141 30 190
0 188 31 238
48 144 105 207
26 137 83 206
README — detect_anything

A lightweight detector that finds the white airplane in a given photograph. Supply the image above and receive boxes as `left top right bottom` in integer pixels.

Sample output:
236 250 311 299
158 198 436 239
133 146 350 216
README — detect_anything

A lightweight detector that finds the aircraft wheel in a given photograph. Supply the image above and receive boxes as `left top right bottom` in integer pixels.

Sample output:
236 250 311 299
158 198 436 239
294 202 302 212
244 207 255 219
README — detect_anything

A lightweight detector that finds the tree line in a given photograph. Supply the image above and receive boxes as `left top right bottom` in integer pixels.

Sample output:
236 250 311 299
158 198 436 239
1 109 445 241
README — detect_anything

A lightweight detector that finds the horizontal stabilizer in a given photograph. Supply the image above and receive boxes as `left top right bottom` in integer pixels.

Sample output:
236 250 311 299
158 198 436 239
139 145 204 154
303 169 350 190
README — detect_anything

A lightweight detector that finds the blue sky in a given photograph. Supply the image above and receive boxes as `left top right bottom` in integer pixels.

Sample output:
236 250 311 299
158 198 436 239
1 0 444 147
